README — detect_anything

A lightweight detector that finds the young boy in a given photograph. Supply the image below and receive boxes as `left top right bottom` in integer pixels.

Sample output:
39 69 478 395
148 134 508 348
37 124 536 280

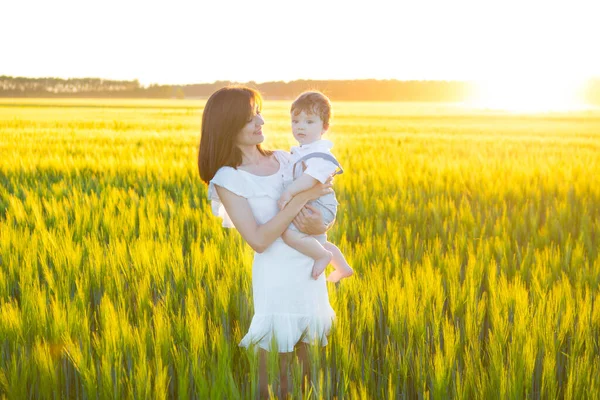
277 91 353 282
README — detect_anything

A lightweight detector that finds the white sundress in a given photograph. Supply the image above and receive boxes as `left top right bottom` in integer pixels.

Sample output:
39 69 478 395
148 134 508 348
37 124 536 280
208 150 335 353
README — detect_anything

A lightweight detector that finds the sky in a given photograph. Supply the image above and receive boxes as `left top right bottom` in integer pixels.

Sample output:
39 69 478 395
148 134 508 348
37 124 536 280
2 0 599 86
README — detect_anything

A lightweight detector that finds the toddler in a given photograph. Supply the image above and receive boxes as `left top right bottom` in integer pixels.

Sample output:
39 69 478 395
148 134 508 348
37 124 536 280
278 91 353 282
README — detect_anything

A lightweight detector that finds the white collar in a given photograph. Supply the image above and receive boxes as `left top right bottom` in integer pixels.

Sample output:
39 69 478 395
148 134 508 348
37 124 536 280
297 139 333 150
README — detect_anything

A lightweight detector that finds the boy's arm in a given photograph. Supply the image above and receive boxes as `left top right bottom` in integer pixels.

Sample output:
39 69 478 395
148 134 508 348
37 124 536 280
278 174 319 210
285 173 319 196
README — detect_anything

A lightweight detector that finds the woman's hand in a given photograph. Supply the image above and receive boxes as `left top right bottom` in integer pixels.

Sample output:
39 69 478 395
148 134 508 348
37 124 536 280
294 174 335 234
293 204 329 235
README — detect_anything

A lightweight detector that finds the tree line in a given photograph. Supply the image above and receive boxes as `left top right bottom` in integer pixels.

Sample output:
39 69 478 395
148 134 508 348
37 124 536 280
0 76 172 98
1 75 599 104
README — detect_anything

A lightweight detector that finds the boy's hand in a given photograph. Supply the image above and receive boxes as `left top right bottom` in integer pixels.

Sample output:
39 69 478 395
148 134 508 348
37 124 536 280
278 191 293 210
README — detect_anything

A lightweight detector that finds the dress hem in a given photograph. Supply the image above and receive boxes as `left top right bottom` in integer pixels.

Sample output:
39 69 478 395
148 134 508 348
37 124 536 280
239 311 335 353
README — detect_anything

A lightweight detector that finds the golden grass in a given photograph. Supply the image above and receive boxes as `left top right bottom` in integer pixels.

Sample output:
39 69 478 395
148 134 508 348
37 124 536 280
1 98 599 398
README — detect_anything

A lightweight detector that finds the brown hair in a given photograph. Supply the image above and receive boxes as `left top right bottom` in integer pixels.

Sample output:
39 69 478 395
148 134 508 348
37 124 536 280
198 86 272 183
290 91 332 129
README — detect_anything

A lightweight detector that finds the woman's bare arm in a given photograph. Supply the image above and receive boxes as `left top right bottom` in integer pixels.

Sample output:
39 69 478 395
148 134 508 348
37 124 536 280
292 174 336 235
293 204 333 235
215 183 331 253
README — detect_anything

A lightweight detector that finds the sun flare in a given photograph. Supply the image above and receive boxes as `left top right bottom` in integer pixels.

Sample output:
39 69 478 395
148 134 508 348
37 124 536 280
468 78 587 113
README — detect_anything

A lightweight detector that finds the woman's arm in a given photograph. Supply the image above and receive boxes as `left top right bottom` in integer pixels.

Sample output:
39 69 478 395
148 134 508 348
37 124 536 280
292 204 334 235
292 174 336 235
215 183 331 253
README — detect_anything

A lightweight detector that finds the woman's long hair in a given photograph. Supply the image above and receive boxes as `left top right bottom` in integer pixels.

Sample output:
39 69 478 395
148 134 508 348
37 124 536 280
198 86 272 183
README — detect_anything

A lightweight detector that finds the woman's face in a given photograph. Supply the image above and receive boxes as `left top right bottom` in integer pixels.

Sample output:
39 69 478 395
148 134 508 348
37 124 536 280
236 106 265 147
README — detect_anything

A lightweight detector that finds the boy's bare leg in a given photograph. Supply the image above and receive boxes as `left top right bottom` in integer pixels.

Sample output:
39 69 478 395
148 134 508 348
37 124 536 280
323 242 353 282
282 229 332 279
259 349 269 399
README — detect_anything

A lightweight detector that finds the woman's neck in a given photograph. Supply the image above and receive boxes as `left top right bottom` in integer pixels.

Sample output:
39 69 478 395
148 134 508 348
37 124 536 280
238 145 262 166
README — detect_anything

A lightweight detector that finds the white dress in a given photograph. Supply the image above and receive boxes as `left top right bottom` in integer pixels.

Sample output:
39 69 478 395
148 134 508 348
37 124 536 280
208 150 336 353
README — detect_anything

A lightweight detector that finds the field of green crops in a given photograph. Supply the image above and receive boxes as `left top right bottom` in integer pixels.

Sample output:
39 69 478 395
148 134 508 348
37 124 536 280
1 98 600 399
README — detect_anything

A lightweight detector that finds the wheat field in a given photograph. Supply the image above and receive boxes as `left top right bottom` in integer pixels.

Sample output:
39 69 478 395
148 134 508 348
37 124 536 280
1 98 600 399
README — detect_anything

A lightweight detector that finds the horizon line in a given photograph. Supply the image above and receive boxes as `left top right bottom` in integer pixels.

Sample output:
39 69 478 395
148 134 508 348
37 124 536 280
3 74 599 87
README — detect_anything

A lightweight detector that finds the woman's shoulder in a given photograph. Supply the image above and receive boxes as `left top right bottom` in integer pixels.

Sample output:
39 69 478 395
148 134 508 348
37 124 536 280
212 165 238 181
272 149 291 164
209 166 250 196
209 163 279 199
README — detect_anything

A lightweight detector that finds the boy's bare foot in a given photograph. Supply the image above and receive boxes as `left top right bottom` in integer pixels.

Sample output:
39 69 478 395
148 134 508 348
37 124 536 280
312 252 333 279
326 265 354 283
323 242 353 283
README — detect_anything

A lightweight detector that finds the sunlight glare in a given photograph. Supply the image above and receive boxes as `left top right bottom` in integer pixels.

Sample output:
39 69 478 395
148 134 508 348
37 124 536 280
469 77 587 112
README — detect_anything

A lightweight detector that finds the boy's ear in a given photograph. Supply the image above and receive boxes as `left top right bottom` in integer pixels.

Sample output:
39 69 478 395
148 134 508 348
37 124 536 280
322 122 329 131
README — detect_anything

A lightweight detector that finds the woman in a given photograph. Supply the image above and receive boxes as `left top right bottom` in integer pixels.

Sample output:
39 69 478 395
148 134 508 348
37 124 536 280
197 86 336 398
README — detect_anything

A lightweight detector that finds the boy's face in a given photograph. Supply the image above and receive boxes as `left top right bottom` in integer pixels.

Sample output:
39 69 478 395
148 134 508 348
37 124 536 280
291 110 327 145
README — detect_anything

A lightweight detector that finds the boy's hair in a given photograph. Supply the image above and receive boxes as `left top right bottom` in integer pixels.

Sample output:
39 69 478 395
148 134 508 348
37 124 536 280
290 91 332 129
